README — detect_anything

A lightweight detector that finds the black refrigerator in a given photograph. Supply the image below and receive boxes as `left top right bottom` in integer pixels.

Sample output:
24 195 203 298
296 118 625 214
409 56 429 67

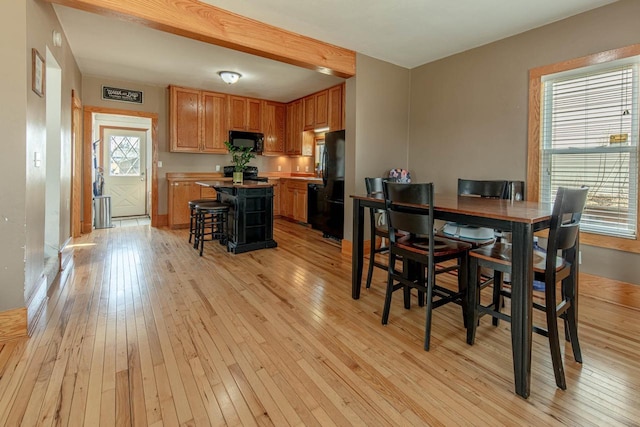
308 130 345 239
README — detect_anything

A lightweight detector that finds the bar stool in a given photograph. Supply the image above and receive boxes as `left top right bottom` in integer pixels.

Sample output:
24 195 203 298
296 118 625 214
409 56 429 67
194 201 230 256
188 199 214 244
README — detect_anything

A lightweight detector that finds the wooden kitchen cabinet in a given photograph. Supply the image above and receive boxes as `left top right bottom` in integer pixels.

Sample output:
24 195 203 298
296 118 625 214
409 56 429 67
201 91 228 153
328 84 343 131
229 95 262 132
270 179 281 216
303 89 329 131
169 86 228 153
280 179 307 222
285 100 303 155
170 86 200 152
167 173 222 228
261 101 286 155
168 180 201 228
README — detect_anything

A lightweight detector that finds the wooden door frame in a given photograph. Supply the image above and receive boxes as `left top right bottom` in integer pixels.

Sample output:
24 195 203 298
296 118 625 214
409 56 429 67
71 90 82 237
82 106 158 233
99 125 150 217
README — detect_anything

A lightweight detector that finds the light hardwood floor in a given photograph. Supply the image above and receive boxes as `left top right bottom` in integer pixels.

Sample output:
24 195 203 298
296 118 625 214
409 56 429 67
1 219 639 426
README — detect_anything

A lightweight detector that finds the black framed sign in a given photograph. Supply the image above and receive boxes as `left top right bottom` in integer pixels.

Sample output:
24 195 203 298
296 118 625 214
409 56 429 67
101 86 143 104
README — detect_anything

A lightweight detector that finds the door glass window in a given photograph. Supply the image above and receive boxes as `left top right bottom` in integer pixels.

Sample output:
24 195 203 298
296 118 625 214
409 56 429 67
109 135 141 176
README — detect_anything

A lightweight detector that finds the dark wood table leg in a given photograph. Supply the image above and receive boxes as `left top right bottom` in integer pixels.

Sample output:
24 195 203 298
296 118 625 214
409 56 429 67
510 222 533 399
352 198 365 299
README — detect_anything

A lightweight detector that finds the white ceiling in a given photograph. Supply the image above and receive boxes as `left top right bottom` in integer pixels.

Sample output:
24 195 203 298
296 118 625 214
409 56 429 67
54 0 617 103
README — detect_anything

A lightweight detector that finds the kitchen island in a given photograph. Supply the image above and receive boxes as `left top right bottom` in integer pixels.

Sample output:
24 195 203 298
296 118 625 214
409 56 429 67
196 180 277 254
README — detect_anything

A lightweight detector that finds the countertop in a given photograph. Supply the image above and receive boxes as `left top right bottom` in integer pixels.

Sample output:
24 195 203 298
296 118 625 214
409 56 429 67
196 180 274 189
166 173 322 183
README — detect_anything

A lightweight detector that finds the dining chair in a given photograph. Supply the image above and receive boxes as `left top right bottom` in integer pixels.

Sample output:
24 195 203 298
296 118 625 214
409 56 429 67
466 186 589 390
382 181 472 350
364 177 391 289
193 201 230 256
440 179 509 246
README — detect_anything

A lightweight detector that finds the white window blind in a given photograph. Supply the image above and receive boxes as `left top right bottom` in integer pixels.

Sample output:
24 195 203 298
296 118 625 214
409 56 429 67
541 62 639 238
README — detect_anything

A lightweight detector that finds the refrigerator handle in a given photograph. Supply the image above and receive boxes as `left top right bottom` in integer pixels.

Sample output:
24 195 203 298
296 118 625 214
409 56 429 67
322 149 328 187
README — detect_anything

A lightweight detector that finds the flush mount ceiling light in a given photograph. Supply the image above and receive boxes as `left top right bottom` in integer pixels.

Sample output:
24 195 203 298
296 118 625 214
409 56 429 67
218 71 242 85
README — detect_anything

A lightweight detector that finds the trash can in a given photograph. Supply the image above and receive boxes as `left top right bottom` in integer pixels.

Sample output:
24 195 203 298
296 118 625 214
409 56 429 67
94 195 112 229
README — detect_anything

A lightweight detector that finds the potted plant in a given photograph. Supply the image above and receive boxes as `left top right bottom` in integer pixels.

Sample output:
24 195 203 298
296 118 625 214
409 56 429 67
225 141 256 184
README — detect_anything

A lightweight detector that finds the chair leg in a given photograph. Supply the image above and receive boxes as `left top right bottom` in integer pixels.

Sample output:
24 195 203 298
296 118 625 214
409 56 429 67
193 211 201 249
491 270 503 326
563 277 583 363
545 284 567 390
366 231 376 289
381 254 396 325
466 258 480 345
458 254 469 328
423 265 435 351
188 208 195 244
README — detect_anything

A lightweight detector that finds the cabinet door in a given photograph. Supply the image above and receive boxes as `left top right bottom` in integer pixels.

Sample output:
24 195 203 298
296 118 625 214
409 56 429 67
169 181 201 228
228 96 247 131
283 183 294 218
247 98 262 132
274 103 286 153
328 84 343 131
262 101 285 155
201 91 228 153
200 187 217 199
170 86 201 152
293 188 308 222
303 95 315 130
285 101 302 155
271 180 281 216
315 90 329 129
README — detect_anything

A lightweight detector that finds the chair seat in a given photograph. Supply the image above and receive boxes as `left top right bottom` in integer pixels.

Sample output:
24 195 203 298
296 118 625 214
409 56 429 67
470 242 568 273
435 229 495 248
396 235 472 257
189 198 215 208
195 201 229 212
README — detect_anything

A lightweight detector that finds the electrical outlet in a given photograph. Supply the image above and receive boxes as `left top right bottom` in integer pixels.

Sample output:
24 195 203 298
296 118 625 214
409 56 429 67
277 165 281 172
215 164 220 172
158 160 163 168
305 166 309 172
296 166 300 172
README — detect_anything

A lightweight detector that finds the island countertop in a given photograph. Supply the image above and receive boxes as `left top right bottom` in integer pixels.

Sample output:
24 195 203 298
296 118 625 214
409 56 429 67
196 180 275 189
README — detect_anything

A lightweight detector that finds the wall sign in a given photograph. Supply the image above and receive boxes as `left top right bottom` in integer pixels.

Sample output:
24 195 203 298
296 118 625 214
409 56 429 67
102 86 143 104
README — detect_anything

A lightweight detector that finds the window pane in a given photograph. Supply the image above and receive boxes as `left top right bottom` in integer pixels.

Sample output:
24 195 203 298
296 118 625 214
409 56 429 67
541 63 638 238
109 135 141 176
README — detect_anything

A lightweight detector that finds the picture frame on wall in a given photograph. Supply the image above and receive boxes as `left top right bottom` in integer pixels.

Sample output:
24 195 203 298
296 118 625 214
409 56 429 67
32 48 45 97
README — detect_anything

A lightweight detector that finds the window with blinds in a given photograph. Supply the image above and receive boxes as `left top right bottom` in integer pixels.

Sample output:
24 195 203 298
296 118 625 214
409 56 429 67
541 61 639 239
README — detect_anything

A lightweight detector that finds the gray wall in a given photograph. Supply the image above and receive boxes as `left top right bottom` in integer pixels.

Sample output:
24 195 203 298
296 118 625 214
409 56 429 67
0 0 82 312
407 0 640 284
0 2 28 311
344 53 411 241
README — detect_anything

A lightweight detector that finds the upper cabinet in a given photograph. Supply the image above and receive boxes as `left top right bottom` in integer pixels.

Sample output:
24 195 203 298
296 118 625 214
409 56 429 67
262 100 286 155
328 84 343 131
201 91 228 153
303 89 329 131
169 86 228 153
285 100 303 155
229 96 262 132
169 83 344 156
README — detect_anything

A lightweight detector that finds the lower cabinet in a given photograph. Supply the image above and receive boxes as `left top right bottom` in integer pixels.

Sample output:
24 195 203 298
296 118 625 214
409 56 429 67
280 179 308 222
167 175 219 228
270 179 281 216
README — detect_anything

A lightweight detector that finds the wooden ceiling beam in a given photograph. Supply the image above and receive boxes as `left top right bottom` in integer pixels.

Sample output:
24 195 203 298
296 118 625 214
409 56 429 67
45 0 356 78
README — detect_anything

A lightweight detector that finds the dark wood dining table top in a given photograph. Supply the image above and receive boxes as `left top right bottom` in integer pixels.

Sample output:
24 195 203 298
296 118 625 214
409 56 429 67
350 193 552 224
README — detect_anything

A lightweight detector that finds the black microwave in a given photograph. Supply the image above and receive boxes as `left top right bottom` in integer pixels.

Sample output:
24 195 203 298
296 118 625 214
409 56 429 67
228 130 263 153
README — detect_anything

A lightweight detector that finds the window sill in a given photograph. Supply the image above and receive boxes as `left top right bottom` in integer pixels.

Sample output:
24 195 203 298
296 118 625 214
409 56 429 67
580 231 640 254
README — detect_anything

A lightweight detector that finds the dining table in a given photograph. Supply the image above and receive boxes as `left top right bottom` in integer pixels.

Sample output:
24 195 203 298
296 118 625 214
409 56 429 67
350 192 553 399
